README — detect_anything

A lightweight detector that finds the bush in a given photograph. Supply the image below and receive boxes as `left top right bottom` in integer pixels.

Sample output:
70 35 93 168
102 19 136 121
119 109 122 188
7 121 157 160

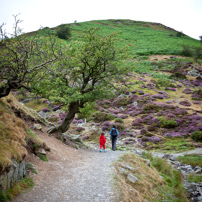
115 118 124 123
56 26 71 40
158 117 177 128
181 44 192 56
176 31 185 37
191 131 202 142
93 111 115 122
154 79 176 88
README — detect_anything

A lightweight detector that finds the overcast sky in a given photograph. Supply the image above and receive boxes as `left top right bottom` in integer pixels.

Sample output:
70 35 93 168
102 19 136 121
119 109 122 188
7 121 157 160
0 0 202 40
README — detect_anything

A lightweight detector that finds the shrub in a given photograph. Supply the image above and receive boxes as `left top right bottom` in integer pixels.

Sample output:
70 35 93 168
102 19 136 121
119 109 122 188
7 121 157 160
158 117 177 128
176 31 185 37
115 118 124 123
170 72 187 80
113 97 131 107
181 44 192 56
93 111 115 122
154 79 176 88
56 26 71 40
191 131 202 142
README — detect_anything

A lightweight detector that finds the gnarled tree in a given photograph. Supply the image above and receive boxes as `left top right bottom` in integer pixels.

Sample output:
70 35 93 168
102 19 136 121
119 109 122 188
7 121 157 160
0 15 61 98
37 28 131 134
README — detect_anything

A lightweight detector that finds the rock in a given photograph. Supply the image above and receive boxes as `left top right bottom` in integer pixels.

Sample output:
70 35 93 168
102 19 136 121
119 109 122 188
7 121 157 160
163 153 171 159
35 148 46 155
195 167 202 174
133 101 138 107
33 123 42 130
169 155 177 161
118 167 128 174
146 159 150 166
63 133 82 143
38 111 50 119
171 161 181 167
121 163 136 171
26 163 36 171
133 149 144 156
127 173 138 183
187 70 200 77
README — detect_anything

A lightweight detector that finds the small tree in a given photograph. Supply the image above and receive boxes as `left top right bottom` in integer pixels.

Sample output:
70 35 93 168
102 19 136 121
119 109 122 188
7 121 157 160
0 15 61 98
56 26 71 40
37 28 131 133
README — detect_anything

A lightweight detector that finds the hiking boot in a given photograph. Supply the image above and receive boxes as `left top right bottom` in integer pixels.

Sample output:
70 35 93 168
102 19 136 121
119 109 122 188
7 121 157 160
100 149 102 152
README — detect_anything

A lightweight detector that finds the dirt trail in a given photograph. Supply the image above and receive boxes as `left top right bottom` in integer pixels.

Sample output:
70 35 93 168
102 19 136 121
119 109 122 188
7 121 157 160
12 130 123 202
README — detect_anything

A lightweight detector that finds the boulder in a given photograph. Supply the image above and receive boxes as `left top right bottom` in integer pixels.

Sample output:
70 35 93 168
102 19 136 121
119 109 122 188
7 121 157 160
33 124 42 130
127 173 138 183
121 163 136 171
187 70 200 77
38 111 50 119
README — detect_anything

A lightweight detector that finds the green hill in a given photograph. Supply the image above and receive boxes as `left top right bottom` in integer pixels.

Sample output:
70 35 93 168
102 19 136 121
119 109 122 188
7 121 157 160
41 19 200 56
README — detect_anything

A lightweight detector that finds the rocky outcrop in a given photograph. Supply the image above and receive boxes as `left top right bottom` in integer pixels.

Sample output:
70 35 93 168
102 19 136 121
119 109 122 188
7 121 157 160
0 160 27 192
59 132 89 149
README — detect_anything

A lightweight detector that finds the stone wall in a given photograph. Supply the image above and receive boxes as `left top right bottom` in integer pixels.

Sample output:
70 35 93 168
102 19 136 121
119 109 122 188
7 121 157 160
0 160 27 192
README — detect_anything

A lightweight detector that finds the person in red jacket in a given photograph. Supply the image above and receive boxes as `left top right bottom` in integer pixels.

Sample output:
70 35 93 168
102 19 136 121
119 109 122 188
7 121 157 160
100 132 106 152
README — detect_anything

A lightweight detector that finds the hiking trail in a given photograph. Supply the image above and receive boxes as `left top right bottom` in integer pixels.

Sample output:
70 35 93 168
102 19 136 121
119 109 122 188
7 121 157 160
12 128 123 202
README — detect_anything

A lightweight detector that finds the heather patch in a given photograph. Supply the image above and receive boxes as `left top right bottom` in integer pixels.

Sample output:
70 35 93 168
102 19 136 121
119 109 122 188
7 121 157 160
193 100 201 105
192 89 202 101
76 127 85 132
152 94 164 99
182 88 193 94
179 100 191 107
42 108 50 112
138 90 144 95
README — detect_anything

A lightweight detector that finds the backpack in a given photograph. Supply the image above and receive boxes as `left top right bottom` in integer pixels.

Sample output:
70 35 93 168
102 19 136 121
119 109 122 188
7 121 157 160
111 128 117 137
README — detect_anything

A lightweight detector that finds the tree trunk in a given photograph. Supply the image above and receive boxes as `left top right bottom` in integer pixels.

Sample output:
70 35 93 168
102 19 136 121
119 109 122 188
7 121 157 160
47 101 80 134
0 85 11 98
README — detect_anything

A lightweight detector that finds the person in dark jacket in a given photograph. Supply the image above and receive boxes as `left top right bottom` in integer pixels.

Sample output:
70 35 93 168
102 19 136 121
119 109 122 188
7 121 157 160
109 125 119 151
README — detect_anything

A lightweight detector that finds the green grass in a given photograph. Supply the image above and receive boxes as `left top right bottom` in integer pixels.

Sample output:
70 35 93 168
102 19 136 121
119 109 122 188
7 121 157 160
24 99 49 112
114 152 189 202
154 137 194 153
0 178 34 201
177 154 202 167
187 173 202 183
36 19 201 57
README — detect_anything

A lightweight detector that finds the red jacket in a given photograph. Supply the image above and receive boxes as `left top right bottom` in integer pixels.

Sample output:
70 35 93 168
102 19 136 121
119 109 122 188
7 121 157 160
100 134 106 145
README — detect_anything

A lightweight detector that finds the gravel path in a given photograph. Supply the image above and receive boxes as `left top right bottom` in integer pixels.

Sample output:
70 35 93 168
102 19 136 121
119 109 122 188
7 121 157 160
12 131 123 202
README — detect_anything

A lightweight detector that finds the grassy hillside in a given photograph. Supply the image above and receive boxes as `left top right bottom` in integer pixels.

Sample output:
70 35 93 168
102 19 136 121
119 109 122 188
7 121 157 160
41 19 201 56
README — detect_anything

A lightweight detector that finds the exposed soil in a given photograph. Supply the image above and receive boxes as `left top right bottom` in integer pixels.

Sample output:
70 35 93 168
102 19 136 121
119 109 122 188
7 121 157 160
12 125 123 202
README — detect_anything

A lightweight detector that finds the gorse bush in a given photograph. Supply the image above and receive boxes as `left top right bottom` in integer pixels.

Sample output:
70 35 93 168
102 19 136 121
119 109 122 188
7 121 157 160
56 26 71 40
191 131 202 142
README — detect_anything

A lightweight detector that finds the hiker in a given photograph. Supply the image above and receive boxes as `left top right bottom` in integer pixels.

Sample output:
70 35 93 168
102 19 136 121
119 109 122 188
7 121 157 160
110 125 119 151
100 132 106 152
